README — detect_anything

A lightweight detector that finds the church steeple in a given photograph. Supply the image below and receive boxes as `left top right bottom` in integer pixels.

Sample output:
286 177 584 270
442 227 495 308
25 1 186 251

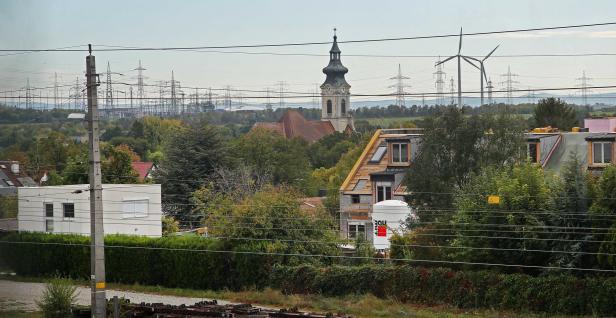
320 29 353 133
322 29 349 87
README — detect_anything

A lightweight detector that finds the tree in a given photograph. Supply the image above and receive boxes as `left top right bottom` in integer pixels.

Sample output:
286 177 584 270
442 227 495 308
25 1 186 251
449 163 558 270
308 132 357 169
233 128 312 193
101 145 139 184
155 122 232 220
533 98 578 131
405 106 524 216
589 165 616 268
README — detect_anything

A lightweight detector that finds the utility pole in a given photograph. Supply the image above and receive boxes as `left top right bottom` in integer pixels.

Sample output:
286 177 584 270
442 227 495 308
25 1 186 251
85 44 106 318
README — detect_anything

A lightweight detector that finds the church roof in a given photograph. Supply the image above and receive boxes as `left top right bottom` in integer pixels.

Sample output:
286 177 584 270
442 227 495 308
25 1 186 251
322 34 349 87
252 110 336 143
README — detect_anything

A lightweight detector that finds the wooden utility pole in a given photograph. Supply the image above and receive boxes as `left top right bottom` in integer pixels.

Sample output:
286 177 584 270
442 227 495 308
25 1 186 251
86 44 106 318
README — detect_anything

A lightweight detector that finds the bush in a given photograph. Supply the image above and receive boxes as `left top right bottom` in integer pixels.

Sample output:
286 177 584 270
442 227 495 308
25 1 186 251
36 277 77 318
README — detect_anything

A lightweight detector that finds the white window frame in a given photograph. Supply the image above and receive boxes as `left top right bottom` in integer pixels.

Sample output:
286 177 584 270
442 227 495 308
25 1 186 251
122 198 149 218
391 143 409 163
348 223 366 240
593 141 613 164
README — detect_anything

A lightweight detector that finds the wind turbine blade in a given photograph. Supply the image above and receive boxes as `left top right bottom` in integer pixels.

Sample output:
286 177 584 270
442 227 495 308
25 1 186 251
462 56 479 70
435 55 456 66
458 28 463 54
483 45 500 61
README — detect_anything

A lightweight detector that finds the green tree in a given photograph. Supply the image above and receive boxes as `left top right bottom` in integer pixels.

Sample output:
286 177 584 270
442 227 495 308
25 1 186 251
234 128 312 193
405 106 524 216
308 132 357 169
532 97 578 130
589 165 616 268
155 122 232 220
449 163 557 269
101 145 139 184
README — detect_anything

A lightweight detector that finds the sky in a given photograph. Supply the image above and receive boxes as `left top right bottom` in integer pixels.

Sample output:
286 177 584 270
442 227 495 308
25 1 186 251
1 0 616 106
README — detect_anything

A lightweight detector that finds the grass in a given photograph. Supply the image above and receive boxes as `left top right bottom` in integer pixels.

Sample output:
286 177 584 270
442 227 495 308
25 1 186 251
0 311 41 318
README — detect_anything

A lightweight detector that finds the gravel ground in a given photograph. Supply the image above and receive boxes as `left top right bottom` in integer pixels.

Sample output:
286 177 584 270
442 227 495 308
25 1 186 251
0 279 231 312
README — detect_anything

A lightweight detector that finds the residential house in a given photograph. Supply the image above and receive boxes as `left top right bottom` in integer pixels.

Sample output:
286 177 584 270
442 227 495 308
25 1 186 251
339 128 421 241
131 161 157 181
18 184 162 237
0 161 36 196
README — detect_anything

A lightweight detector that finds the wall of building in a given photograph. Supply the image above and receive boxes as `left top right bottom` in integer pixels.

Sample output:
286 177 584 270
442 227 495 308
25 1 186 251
18 184 162 237
585 118 616 133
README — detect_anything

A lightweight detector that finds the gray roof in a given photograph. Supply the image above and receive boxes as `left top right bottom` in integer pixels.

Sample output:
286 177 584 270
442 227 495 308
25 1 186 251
321 35 349 87
584 133 616 141
543 133 590 171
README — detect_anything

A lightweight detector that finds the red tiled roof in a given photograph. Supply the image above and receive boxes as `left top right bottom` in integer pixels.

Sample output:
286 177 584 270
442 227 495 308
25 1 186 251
131 161 154 180
252 110 335 143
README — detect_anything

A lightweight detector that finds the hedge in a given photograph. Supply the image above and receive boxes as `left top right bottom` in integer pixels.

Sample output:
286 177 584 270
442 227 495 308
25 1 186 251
1 233 615 315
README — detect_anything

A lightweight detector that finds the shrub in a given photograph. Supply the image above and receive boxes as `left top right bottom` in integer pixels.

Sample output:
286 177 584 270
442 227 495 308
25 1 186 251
36 277 77 318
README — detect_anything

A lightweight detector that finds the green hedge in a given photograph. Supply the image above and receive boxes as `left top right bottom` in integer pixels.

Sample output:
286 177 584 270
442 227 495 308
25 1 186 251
1 233 615 315
271 265 616 315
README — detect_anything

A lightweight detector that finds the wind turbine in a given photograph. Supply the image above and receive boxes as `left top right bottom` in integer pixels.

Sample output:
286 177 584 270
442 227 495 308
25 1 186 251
462 45 499 106
436 28 464 108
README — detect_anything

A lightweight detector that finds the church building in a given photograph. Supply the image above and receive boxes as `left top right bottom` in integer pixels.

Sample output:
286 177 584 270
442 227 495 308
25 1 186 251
252 31 354 143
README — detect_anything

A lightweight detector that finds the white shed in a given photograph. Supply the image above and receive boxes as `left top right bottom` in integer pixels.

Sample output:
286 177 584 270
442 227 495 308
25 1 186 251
18 184 162 237
371 200 414 250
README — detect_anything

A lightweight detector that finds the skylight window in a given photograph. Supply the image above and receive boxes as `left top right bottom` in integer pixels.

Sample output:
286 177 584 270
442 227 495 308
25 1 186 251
369 146 387 163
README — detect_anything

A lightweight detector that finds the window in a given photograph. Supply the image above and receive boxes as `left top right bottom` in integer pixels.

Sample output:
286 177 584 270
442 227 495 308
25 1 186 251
341 99 346 114
528 143 539 163
63 203 75 218
369 146 387 163
351 194 360 204
593 142 613 164
45 219 53 232
348 224 366 239
326 100 332 115
353 179 368 191
391 143 409 163
122 199 149 218
376 184 392 202
45 203 53 217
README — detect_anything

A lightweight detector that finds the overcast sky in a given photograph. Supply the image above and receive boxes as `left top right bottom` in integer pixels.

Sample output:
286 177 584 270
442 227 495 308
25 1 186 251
1 0 616 104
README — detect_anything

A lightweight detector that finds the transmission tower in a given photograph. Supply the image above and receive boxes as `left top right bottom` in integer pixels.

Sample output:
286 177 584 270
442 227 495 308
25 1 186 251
278 81 286 108
486 78 494 105
449 78 455 105
224 86 232 111
433 57 446 105
105 62 113 111
53 73 59 109
264 87 273 110
576 70 592 107
170 71 178 114
73 77 81 110
135 60 146 113
25 78 33 109
500 66 519 106
389 64 410 107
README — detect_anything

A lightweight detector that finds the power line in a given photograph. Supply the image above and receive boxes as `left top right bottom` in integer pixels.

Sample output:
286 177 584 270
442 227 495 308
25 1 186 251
3 21 616 52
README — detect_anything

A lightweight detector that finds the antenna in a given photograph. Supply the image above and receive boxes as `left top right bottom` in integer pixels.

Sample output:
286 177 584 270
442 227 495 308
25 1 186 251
388 64 410 107
434 57 446 105
500 66 519 105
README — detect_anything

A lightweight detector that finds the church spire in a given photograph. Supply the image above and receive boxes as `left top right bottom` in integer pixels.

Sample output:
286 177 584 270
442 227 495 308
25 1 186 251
322 29 349 87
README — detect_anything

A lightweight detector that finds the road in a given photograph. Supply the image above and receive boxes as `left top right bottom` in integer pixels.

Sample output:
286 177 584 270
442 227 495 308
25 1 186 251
0 279 231 312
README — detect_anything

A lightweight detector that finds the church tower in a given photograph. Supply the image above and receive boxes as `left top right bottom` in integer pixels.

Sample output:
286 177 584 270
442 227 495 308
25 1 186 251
321 30 354 132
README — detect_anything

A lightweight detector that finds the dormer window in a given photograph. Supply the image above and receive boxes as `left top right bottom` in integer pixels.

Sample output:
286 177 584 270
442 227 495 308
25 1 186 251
391 143 409 163
593 141 613 164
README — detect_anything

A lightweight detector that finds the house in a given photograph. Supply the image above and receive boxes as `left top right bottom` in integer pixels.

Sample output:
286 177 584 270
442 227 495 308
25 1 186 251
584 117 616 133
252 110 337 143
252 32 353 143
131 161 157 181
339 128 421 241
18 184 162 237
340 126 615 243
0 161 36 196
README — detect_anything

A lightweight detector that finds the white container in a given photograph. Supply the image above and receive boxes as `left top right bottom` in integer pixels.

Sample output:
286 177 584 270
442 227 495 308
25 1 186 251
371 200 414 250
